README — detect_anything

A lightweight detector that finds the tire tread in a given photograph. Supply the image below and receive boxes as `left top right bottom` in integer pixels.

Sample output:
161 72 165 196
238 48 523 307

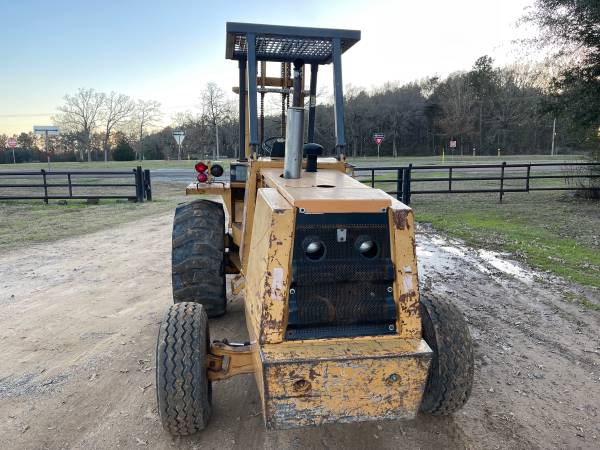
156 302 211 435
171 200 226 317
420 294 474 415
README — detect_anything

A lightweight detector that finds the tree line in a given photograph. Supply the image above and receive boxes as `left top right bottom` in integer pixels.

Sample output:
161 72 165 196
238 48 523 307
129 0 600 161
0 58 593 163
0 89 162 163
168 59 585 160
1 0 597 163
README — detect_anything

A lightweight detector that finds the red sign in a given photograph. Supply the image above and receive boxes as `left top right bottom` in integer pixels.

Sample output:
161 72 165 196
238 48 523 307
449 140 457 148
6 138 17 148
373 133 385 146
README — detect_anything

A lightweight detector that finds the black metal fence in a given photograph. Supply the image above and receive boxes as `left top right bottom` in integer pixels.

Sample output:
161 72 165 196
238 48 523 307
353 162 600 204
0 166 152 203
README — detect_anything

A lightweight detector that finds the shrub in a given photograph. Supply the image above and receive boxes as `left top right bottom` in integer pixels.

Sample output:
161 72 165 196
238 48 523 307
112 140 136 161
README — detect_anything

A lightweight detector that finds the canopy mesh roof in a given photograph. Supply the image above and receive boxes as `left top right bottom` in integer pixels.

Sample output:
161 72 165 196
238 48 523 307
226 22 360 64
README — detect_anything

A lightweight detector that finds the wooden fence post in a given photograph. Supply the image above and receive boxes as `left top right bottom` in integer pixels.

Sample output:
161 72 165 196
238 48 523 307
144 169 152 201
41 169 48 204
499 161 506 203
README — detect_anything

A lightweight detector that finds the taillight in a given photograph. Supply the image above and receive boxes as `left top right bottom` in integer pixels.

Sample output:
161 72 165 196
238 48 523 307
195 162 208 173
195 161 208 183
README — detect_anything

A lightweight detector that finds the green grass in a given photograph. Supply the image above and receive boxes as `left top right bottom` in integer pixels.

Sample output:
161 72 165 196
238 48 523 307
0 182 186 252
413 192 600 288
562 291 600 311
347 154 587 167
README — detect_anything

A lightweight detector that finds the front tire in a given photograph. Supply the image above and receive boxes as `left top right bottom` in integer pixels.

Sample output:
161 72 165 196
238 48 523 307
156 302 212 436
171 200 226 317
420 294 474 415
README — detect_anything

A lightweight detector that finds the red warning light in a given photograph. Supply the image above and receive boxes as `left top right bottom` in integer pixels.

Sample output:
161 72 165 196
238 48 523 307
195 162 208 173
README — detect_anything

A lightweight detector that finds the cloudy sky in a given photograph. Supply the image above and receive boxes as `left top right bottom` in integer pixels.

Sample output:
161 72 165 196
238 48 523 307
0 0 537 135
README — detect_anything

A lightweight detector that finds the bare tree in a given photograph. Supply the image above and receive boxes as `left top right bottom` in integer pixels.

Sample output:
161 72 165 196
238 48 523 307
53 88 105 161
200 82 231 159
100 92 135 162
134 100 162 160
437 74 477 154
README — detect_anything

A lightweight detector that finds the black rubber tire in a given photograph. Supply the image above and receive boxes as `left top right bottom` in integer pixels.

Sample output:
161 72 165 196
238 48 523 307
172 200 226 317
420 294 474 415
156 302 212 436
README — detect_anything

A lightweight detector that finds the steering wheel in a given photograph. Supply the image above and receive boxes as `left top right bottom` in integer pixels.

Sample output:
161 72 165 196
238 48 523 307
261 136 284 156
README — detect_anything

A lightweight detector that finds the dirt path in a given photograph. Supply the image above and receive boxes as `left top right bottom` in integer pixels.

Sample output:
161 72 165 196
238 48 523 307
1 214 598 449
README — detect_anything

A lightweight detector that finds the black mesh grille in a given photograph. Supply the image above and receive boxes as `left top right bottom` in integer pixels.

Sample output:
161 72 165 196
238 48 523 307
289 282 395 326
292 260 394 284
286 212 396 340
234 35 334 62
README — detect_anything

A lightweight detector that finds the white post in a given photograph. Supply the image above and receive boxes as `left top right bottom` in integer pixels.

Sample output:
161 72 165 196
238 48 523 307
45 130 50 171
215 123 219 160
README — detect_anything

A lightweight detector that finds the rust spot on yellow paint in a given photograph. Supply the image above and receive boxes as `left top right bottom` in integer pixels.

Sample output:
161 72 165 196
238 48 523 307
392 208 409 229
245 188 295 345
261 337 431 428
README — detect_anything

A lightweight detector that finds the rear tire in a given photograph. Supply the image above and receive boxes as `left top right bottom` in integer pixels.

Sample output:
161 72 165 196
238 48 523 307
156 302 212 436
172 200 226 317
420 294 474 415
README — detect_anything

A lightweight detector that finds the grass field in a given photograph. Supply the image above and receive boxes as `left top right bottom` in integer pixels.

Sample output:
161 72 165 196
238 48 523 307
347 153 587 167
0 182 185 251
412 192 600 289
0 154 588 171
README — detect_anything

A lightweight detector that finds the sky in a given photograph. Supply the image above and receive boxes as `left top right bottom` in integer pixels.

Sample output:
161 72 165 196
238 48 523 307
0 0 537 135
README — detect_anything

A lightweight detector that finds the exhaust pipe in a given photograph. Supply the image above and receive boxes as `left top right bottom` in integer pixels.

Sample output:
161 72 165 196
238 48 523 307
283 106 305 179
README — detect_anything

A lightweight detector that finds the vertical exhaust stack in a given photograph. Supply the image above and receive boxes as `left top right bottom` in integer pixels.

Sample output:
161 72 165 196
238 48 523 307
283 107 305 179
284 60 305 179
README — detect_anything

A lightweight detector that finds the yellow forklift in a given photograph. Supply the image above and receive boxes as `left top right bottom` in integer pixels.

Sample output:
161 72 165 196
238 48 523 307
156 22 473 435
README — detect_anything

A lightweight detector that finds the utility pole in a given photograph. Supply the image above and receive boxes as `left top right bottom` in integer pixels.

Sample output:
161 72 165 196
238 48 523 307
551 117 556 156
44 130 50 170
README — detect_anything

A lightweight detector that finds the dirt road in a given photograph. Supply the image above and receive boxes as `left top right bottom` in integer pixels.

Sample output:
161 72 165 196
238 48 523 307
1 213 598 449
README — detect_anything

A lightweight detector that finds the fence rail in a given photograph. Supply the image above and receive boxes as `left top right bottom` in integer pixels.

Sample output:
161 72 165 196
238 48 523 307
353 162 600 204
0 166 151 203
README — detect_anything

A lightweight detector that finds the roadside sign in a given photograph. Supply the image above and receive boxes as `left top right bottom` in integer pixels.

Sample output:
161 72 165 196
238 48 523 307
449 140 457 148
172 130 185 145
173 130 186 160
33 125 59 170
33 125 59 135
373 132 384 158
6 137 17 164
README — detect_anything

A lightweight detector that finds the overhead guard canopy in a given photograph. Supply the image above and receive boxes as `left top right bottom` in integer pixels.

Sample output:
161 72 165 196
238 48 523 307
227 22 360 158
225 22 360 64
